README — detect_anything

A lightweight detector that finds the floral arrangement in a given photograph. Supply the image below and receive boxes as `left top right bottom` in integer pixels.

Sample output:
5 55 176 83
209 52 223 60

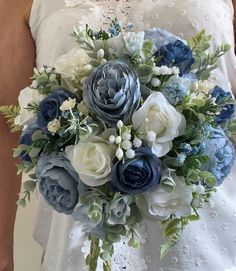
1 20 236 271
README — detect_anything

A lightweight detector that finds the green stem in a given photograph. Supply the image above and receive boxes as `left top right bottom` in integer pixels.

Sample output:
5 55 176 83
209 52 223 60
87 235 100 271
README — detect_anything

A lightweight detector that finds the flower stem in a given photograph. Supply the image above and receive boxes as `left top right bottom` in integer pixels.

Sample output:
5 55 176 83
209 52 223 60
86 235 100 271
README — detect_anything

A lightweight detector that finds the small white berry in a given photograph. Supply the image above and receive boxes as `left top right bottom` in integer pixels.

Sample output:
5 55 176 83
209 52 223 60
126 149 135 159
147 130 156 142
84 64 92 71
117 120 124 129
109 135 116 144
97 49 105 59
101 59 107 64
122 132 131 141
151 78 161 88
133 138 142 148
121 140 132 151
116 148 124 160
115 136 122 144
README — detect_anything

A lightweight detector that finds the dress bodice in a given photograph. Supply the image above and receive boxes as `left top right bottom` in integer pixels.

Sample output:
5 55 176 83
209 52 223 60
30 0 236 93
29 1 236 270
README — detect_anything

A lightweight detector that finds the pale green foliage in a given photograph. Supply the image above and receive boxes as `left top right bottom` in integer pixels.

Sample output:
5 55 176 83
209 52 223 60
188 30 231 80
0 105 23 132
17 179 37 207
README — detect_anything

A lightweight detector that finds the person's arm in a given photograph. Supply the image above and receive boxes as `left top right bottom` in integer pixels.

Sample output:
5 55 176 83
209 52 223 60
233 0 236 46
0 1 35 270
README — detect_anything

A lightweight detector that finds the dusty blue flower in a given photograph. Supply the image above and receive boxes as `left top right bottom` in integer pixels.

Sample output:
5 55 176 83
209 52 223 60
107 195 132 225
72 198 106 239
201 126 235 185
161 76 191 105
36 153 80 214
111 148 161 195
155 40 195 76
144 28 182 50
84 61 141 126
211 86 235 123
37 89 73 131
19 124 40 161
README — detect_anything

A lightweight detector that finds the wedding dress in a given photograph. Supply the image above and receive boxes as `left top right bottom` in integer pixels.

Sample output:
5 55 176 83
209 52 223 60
29 0 236 270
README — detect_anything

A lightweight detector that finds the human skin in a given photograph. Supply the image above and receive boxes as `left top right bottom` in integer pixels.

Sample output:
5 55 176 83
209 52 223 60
0 0 35 270
0 1 235 271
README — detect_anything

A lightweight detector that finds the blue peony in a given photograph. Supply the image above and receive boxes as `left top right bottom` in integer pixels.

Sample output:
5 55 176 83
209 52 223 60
201 126 235 185
155 40 195 76
111 148 161 195
37 89 73 131
19 124 40 161
211 86 235 123
144 28 183 50
161 76 191 105
84 61 141 126
36 153 80 214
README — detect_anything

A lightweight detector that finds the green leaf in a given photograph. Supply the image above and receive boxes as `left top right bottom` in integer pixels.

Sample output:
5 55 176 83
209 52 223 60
164 218 181 237
128 238 140 249
28 147 41 158
0 105 23 133
23 180 37 193
160 230 182 259
17 198 26 207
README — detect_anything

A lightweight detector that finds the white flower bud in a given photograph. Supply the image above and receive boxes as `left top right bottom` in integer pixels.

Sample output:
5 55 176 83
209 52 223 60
109 135 116 144
60 97 77 111
97 49 105 59
133 137 142 148
126 149 135 159
84 64 93 71
147 130 157 142
122 132 131 141
151 78 161 88
115 136 122 144
116 148 124 160
117 120 124 129
47 119 61 133
100 59 107 64
121 140 132 151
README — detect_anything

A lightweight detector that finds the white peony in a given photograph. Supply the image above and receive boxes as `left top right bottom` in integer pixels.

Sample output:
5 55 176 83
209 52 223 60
132 92 186 157
137 176 193 220
54 48 90 80
14 87 44 127
65 136 115 187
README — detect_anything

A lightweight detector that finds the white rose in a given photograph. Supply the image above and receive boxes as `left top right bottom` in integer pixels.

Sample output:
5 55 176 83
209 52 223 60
54 48 90 80
132 92 186 157
137 176 193 220
59 98 77 111
47 119 61 133
65 136 115 187
14 87 44 127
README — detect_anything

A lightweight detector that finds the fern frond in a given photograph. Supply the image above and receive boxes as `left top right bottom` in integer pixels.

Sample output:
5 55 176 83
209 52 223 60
0 105 23 133
160 230 182 259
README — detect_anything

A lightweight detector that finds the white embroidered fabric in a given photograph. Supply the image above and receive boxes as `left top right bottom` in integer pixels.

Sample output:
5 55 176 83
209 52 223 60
28 0 236 270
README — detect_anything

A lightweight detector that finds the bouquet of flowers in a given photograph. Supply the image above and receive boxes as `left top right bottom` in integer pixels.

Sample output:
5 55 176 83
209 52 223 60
1 20 236 271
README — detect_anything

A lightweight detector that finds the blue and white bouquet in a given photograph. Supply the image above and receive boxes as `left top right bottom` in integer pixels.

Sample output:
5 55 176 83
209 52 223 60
1 20 236 271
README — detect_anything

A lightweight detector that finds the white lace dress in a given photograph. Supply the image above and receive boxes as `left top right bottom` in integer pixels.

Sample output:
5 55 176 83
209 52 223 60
29 0 236 270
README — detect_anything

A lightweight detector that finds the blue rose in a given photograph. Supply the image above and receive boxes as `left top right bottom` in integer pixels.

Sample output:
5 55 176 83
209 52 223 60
211 86 235 123
107 195 132 225
201 126 235 185
84 61 141 126
36 153 80 214
155 40 195 76
37 89 73 131
19 124 40 161
161 76 191 105
144 28 182 50
111 148 161 195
